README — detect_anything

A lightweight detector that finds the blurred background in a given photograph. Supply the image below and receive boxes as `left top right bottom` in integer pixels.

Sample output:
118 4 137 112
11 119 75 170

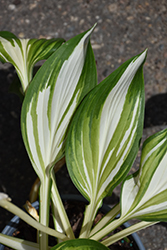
0 1 167 249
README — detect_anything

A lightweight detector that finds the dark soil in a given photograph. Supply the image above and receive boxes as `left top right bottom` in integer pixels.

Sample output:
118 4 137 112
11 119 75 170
144 93 167 127
3 199 139 250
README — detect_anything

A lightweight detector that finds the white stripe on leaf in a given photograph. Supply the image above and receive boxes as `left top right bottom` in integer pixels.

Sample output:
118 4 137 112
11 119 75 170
138 145 167 205
117 98 139 156
0 33 64 92
66 50 147 206
99 52 146 166
36 87 51 167
81 138 93 196
26 101 45 179
96 52 146 197
99 97 139 187
121 128 167 220
0 38 29 90
21 26 96 180
50 27 94 136
134 201 167 218
50 93 79 164
121 176 139 218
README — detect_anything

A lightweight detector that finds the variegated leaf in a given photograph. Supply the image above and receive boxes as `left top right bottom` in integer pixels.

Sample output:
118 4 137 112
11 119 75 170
21 26 97 180
0 31 65 91
121 128 167 221
66 50 147 207
50 239 109 250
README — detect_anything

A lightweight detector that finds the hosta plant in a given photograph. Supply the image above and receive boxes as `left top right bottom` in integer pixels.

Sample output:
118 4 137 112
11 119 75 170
0 25 167 250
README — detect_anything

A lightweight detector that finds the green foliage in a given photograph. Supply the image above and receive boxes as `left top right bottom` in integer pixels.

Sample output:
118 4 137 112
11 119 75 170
0 25 167 250
50 239 109 250
0 31 65 92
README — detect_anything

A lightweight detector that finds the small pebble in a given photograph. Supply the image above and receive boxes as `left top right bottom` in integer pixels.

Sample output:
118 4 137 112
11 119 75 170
25 19 30 24
145 16 151 20
57 4 62 10
127 16 134 21
70 16 78 22
18 32 25 38
79 19 85 25
8 4 16 10
108 3 118 13
29 2 37 10
92 43 104 49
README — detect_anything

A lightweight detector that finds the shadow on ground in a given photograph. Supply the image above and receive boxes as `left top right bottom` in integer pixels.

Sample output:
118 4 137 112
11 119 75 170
0 67 37 230
144 93 167 128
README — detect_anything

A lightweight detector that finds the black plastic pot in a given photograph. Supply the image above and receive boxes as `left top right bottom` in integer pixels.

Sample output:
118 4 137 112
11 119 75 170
0 195 145 250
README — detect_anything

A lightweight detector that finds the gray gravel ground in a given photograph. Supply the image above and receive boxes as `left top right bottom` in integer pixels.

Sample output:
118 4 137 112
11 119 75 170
0 1 167 249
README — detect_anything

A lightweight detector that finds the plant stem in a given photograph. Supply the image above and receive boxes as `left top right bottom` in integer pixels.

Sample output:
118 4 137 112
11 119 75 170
0 233 39 250
90 216 126 241
51 171 75 239
101 221 158 247
39 175 51 250
0 198 68 240
90 203 120 237
51 201 64 244
79 201 99 238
